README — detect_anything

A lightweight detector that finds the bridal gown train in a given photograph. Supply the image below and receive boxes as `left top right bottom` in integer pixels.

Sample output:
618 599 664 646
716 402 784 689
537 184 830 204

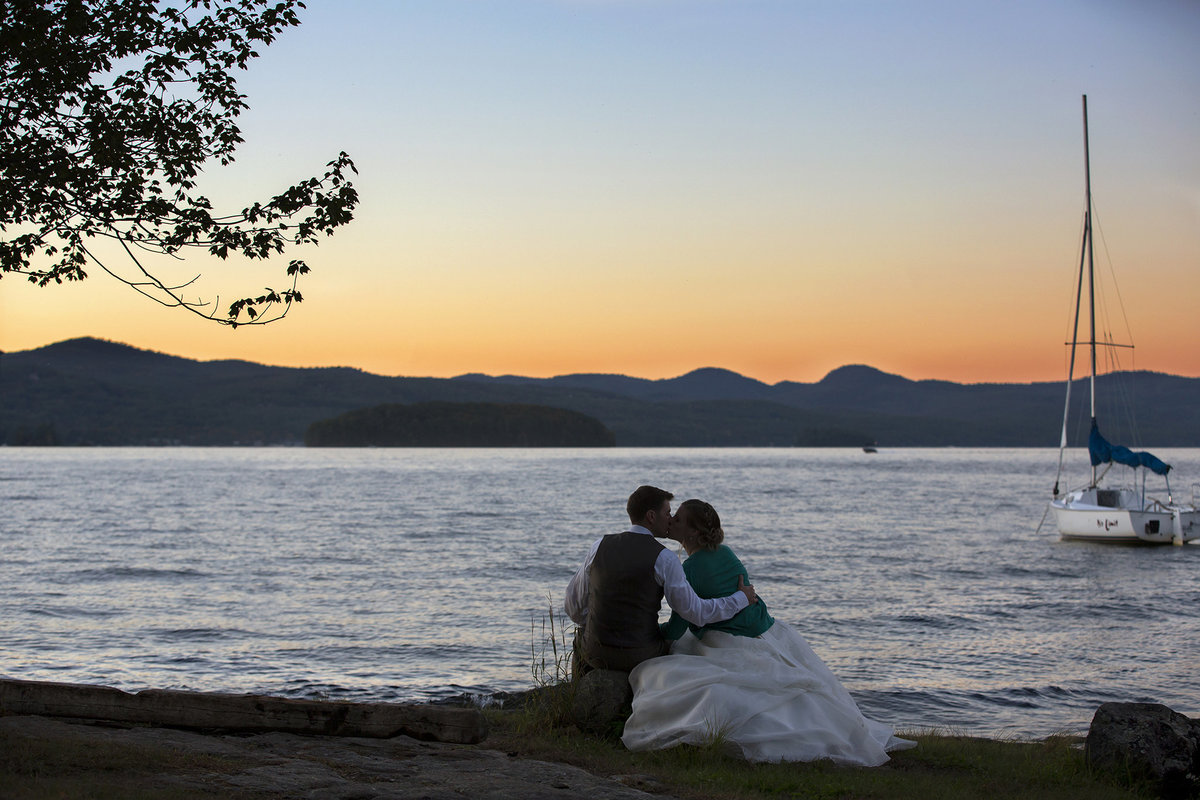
621 621 915 766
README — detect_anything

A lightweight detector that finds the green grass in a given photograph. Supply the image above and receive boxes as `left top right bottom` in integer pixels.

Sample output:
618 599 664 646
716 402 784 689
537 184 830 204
485 702 1153 800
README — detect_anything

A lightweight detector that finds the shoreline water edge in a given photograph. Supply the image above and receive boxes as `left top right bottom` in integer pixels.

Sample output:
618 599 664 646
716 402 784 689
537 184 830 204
6 447 1200 744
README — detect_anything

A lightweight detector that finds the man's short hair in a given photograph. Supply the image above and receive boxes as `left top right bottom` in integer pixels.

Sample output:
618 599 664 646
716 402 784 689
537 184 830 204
627 485 674 524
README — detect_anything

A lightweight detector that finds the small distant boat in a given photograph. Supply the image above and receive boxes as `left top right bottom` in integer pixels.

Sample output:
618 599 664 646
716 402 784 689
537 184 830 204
1049 96 1198 545
862 444 878 454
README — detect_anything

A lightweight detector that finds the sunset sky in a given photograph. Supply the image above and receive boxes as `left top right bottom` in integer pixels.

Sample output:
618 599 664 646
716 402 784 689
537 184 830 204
3 0 1198 384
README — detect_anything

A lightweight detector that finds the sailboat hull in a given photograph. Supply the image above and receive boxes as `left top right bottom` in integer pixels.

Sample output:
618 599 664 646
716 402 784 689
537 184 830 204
1051 489 1200 544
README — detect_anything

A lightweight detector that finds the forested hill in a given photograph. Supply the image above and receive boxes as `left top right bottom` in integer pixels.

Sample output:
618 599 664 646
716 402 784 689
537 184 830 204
3 337 1199 447
305 402 616 447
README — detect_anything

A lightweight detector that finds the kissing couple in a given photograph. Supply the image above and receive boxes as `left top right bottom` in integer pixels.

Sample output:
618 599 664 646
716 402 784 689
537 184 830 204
565 485 915 765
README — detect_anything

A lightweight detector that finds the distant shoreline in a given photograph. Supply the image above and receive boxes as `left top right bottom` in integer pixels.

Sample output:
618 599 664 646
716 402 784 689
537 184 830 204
6 337 1200 446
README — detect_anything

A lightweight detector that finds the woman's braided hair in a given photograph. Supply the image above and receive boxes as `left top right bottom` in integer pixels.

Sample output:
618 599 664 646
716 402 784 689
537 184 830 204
680 499 723 550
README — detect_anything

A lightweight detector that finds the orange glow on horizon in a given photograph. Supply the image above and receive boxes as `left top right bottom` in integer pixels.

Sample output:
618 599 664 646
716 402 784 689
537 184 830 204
4 263 1198 386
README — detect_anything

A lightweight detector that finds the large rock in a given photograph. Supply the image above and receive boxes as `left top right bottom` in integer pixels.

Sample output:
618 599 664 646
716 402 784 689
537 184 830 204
1 715 678 799
1086 702 1200 798
571 669 632 737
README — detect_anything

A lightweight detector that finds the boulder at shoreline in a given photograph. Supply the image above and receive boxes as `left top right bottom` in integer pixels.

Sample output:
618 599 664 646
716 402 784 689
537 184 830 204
1086 701 1200 799
572 669 634 737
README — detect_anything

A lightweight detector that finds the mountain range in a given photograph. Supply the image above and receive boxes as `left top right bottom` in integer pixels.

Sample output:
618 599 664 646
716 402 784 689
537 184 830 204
3 337 1198 447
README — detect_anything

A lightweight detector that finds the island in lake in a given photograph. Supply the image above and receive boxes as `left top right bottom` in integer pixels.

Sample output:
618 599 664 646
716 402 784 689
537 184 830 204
304 402 616 447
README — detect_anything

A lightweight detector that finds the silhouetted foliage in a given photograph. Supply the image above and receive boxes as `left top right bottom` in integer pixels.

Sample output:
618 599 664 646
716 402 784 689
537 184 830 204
8 421 59 446
305 402 617 447
0 0 358 325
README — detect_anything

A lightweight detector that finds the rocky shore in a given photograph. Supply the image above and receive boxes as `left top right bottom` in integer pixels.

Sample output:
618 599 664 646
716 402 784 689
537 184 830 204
5 677 1198 799
1 713 672 799
0 677 675 799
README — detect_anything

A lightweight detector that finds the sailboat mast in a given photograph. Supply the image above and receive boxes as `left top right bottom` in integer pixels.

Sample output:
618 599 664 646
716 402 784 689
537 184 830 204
1054 219 1087 497
1082 94 1097 486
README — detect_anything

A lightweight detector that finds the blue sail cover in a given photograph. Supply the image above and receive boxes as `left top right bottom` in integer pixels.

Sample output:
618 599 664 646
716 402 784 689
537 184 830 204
1088 419 1171 475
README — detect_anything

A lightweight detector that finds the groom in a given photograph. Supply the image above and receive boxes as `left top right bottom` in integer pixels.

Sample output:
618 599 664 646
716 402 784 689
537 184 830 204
565 485 756 672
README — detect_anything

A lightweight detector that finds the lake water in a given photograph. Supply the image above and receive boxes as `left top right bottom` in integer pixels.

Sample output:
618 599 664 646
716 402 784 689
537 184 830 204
3 447 1198 740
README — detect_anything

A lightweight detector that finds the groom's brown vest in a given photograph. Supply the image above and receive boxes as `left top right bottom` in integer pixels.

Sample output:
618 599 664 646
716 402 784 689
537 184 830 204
583 531 665 651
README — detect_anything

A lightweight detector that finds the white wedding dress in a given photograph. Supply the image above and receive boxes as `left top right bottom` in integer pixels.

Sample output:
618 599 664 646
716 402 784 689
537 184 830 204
621 621 915 765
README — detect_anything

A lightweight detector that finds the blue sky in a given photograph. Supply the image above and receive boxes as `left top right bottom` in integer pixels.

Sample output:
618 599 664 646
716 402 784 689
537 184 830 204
4 0 1198 383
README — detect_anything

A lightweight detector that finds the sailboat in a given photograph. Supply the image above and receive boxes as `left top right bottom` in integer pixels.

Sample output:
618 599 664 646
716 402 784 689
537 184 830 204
1049 96 1199 545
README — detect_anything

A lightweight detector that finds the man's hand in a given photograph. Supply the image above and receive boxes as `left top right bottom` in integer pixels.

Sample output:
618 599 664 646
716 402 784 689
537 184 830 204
737 574 758 605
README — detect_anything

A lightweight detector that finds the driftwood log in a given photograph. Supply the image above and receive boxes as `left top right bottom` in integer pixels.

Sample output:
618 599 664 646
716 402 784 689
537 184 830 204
0 679 486 744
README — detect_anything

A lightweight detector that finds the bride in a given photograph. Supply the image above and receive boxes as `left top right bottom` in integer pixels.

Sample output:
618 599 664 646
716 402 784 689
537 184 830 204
621 499 915 766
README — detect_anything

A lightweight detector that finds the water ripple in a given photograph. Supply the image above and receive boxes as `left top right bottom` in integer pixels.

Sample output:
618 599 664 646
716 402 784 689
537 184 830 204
3 446 1199 740
67 566 211 582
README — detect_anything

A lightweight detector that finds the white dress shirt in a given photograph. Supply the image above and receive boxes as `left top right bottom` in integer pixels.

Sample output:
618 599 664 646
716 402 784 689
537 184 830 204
564 525 748 627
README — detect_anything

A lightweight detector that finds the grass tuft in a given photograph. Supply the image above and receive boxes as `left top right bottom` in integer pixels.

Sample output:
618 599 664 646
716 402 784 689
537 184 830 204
512 598 580 735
